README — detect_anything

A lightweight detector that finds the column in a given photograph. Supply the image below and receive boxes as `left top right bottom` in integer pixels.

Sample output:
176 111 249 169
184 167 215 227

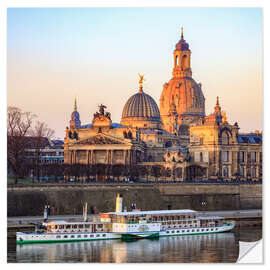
86 150 89 165
111 150 114 165
129 150 132 164
90 150 94 164
123 150 127 165
107 150 109 164
73 150 76 164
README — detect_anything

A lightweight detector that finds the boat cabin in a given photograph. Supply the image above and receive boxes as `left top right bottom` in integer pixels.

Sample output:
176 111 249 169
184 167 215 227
43 221 112 233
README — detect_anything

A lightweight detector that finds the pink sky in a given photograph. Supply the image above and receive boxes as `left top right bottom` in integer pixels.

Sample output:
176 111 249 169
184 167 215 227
7 8 262 139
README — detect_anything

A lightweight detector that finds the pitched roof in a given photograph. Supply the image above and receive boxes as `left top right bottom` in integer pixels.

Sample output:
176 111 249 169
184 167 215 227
237 133 262 144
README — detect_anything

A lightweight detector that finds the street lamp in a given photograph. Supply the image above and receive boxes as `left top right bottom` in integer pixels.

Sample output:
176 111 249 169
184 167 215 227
202 201 207 216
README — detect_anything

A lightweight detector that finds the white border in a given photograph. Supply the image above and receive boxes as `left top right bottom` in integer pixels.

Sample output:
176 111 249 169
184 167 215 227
1 0 269 268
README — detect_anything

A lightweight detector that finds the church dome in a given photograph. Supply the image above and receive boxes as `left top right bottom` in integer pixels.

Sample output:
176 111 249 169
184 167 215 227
175 36 190 51
121 82 161 129
159 29 205 133
122 91 160 120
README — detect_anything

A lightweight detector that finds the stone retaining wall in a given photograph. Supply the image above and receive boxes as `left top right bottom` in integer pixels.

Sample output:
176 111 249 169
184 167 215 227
7 184 262 216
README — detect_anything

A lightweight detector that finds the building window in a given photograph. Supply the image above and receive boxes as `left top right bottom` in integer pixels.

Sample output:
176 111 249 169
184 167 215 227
200 152 203 162
222 151 229 162
260 152 262 163
239 167 245 177
239 151 245 163
251 152 257 163
199 138 203 145
252 167 257 178
223 167 228 177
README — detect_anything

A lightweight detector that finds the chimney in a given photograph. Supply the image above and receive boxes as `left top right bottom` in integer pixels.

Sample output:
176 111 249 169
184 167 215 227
115 194 123 213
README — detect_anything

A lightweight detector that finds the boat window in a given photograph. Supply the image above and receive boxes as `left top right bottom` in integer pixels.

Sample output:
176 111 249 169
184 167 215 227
59 225 64 229
197 229 199 232
97 234 100 237
172 231 175 233
182 230 185 233
85 224 90 228
206 229 209 231
56 235 61 239
64 235 68 238
192 229 195 232
71 235 75 238
211 229 213 231
90 235 94 237
79 225 84 229
66 225 71 229
187 230 190 232
55 225 58 229
73 225 77 229
77 235 81 238
176 230 179 233
84 235 88 238
103 234 106 237
166 231 169 233
202 229 204 232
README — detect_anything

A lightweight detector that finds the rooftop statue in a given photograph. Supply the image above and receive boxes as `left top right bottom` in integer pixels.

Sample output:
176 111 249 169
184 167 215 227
138 73 145 89
222 111 227 123
98 104 107 115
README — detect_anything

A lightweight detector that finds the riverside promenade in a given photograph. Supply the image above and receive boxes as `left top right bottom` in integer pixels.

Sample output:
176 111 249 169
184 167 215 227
7 209 262 225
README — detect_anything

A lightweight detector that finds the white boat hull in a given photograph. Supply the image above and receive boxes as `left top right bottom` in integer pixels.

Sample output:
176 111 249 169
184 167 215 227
16 222 235 244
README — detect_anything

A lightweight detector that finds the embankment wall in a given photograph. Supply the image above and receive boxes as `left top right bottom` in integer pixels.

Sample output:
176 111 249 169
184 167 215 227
7 184 262 216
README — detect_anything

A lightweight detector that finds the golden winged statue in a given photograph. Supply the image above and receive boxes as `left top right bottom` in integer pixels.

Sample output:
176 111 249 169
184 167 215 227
138 73 145 89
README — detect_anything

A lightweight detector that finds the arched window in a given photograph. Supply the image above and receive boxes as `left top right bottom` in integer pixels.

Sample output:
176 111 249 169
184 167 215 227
175 55 179 66
181 55 188 70
221 131 230 145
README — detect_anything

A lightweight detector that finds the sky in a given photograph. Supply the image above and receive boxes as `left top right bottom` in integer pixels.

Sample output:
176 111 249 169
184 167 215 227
7 8 262 139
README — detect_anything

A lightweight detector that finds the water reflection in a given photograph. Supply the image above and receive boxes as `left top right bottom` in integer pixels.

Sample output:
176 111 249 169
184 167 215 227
14 232 240 263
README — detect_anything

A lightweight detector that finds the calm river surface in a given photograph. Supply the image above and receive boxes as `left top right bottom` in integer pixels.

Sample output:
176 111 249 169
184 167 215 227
7 227 262 263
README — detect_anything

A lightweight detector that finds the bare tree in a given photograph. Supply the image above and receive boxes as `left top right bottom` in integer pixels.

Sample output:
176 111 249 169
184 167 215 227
7 107 36 184
29 121 55 182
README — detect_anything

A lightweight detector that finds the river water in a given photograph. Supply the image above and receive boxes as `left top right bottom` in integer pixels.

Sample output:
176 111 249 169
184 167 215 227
7 227 262 263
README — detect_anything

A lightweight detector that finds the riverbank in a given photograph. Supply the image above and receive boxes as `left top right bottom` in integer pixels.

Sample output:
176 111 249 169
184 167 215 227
8 183 262 216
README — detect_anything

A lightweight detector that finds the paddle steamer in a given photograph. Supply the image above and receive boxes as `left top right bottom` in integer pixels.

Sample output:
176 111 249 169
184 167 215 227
16 194 235 244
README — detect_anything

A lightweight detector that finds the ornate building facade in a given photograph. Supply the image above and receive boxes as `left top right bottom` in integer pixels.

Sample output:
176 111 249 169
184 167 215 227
63 29 262 182
159 28 205 135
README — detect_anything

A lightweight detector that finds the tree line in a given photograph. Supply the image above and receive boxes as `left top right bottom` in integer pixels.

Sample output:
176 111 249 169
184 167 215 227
7 107 55 184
